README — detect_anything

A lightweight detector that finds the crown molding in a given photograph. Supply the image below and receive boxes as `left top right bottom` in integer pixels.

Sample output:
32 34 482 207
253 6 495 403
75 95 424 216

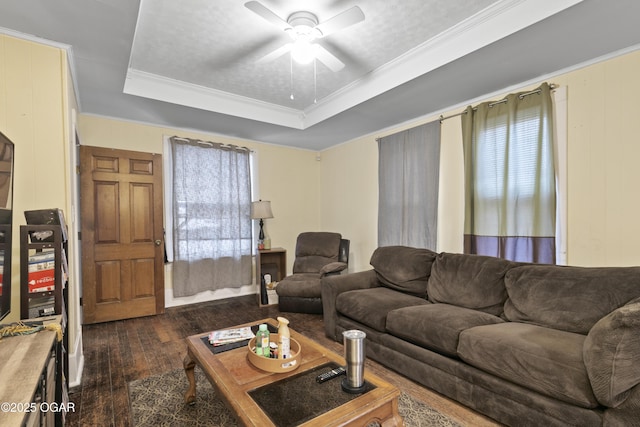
124 0 584 129
123 69 305 129
302 0 583 127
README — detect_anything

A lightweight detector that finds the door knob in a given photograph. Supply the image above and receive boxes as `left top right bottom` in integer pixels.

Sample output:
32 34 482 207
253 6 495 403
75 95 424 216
155 239 162 246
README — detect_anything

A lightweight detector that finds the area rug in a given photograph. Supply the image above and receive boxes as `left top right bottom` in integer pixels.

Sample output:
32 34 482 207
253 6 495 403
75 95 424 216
129 367 462 427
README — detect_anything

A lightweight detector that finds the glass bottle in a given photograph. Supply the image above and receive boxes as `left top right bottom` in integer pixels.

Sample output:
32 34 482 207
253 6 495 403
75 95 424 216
256 323 270 357
277 317 290 359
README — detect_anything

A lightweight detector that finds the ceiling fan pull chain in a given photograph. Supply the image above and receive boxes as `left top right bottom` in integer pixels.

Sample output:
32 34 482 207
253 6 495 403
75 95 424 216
314 59 317 104
290 54 295 100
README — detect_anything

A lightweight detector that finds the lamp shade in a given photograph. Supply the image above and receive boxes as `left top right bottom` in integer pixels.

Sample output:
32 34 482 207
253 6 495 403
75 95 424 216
251 200 274 219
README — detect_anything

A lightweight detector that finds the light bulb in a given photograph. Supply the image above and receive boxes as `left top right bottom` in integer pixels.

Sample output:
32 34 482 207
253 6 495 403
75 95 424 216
291 39 315 65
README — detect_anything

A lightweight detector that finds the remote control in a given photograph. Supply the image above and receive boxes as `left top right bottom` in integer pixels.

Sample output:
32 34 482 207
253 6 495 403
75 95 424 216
316 366 346 383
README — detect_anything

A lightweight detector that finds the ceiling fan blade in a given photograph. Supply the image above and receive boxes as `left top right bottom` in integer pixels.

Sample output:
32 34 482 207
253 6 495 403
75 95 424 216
314 44 344 72
245 1 291 31
256 43 292 64
315 6 365 38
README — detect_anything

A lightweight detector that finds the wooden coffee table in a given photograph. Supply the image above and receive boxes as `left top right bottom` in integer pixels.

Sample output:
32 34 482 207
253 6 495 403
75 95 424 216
183 318 403 426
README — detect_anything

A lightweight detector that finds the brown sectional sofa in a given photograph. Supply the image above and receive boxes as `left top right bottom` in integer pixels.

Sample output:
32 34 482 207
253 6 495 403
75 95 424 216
321 246 640 426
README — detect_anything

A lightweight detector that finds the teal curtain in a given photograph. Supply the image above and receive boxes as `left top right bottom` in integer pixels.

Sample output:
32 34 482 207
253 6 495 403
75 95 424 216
461 83 556 263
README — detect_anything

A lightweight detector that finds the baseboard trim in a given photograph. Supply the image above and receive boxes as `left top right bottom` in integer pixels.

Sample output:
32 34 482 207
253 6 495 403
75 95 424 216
68 332 84 388
164 284 258 308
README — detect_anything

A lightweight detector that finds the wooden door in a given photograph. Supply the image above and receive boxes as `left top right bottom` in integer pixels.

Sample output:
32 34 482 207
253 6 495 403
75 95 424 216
80 146 164 324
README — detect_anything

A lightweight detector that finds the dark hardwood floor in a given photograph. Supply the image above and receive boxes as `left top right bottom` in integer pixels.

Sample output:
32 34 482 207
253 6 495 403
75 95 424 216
66 295 500 426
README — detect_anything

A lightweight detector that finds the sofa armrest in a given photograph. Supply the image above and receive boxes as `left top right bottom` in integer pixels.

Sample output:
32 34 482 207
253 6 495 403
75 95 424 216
584 297 640 407
321 269 380 340
319 261 348 277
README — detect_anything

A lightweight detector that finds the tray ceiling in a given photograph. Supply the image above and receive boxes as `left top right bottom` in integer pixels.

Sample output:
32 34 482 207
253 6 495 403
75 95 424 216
1 0 640 150
124 0 577 129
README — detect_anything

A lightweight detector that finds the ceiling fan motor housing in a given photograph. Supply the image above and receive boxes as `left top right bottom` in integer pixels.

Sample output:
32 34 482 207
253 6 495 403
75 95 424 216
287 11 321 39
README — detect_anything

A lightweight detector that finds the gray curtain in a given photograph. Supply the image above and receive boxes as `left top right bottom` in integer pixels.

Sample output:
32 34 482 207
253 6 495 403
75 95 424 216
461 83 556 263
170 137 252 297
378 121 441 249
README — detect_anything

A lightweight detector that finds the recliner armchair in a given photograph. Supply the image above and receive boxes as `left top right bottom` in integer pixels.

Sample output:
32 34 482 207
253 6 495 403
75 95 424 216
276 232 349 314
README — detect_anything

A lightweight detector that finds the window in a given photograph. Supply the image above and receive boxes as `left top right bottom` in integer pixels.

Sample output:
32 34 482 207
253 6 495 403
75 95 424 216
166 137 253 297
378 121 441 249
462 83 556 263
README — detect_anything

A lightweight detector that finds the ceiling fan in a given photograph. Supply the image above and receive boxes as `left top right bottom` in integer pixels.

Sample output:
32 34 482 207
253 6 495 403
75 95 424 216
244 1 365 72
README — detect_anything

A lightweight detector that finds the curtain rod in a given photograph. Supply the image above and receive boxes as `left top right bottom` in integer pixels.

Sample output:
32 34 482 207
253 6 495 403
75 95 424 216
170 136 253 152
438 83 557 123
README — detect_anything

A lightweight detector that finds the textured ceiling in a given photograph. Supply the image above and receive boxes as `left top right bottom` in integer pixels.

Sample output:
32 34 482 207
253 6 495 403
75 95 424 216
123 0 577 129
128 0 496 110
1 0 640 150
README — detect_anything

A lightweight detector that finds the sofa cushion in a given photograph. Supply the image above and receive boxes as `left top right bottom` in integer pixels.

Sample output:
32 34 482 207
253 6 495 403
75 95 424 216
458 323 599 408
335 287 430 332
427 253 516 315
386 303 505 357
369 246 437 297
584 297 640 407
276 273 322 298
504 265 640 334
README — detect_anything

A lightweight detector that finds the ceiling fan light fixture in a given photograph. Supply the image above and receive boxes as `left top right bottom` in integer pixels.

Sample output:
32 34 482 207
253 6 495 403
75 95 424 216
291 39 316 64
246 2 360 72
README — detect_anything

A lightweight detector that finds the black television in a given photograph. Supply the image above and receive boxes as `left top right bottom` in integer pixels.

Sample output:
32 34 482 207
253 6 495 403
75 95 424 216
0 131 14 322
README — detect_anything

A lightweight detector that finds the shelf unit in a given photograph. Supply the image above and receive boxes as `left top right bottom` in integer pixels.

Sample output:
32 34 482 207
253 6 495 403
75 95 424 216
20 225 68 319
19 224 69 425
256 247 286 306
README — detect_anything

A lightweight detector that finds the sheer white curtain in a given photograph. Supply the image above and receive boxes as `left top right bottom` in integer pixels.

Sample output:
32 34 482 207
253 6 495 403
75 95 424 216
378 121 441 249
170 137 252 297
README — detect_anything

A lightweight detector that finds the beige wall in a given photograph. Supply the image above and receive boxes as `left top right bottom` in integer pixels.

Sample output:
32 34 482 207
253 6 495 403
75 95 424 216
0 35 69 323
77 115 322 302
318 114 468 272
4 26 637 397
4 31 640 320
317 139 378 272
558 51 640 266
320 48 640 270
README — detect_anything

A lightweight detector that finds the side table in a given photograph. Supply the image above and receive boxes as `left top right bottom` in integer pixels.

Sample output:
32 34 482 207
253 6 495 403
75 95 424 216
256 247 286 306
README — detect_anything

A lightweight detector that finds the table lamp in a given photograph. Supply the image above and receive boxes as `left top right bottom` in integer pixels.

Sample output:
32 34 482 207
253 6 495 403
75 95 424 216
251 200 274 249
